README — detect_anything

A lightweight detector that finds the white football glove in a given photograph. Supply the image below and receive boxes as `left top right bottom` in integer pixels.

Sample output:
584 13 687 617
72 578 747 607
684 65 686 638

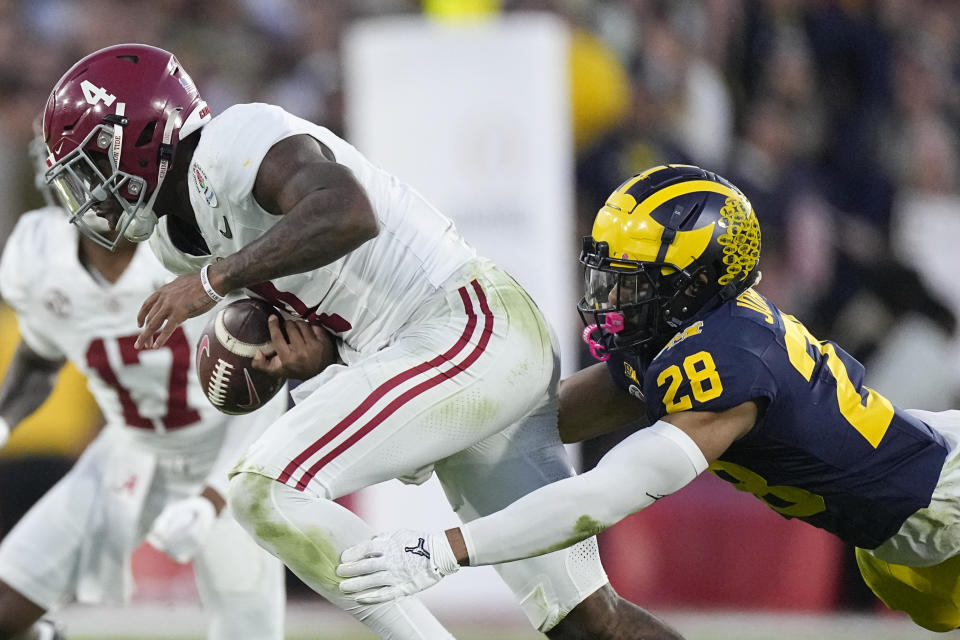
146 495 217 563
337 530 460 604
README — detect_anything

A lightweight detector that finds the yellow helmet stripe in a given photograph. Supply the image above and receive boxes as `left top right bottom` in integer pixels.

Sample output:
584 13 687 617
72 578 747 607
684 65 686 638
611 174 645 204
635 164 700 181
637 165 671 180
594 175 750 269
664 223 716 269
632 180 741 218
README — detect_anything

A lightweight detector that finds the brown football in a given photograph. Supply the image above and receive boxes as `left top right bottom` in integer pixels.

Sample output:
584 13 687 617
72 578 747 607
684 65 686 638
196 298 287 415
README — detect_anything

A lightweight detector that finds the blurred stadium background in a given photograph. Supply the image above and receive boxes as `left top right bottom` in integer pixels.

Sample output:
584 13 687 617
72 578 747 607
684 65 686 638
2 0 960 637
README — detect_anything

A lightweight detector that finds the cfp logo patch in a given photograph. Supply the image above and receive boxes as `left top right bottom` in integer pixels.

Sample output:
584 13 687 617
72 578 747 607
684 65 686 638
404 538 431 559
623 362 644 400
191 163 218 207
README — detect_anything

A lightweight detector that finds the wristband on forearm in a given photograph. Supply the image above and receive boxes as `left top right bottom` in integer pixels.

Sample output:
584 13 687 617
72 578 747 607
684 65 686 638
200 264 226 302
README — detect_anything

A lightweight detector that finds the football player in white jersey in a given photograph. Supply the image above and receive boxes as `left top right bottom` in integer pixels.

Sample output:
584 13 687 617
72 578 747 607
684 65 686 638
40 44 685 640
0 137 287 640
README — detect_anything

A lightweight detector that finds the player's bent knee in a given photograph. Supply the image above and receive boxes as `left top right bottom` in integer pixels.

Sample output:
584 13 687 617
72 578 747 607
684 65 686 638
227 471 292 555
226 471 266 533
226 471 343 595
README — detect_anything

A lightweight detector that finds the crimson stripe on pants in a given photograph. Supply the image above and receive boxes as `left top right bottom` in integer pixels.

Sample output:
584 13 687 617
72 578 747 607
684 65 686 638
276 281 483 486
293 279 495 490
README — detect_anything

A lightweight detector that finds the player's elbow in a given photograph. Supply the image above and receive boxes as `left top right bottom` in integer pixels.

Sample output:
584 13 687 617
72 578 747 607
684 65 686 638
338 184 379 246
353 203 379 244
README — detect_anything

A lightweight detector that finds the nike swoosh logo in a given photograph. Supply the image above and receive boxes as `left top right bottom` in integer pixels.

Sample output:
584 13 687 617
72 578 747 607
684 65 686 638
239 368 261 409
646 492 667 501
218 216 232 238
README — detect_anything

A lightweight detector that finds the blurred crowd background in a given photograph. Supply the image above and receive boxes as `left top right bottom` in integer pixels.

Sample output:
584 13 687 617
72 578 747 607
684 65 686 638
2 0 960 624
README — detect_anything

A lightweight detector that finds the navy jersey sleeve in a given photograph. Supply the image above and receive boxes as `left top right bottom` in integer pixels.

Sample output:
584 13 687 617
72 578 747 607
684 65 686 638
643 318 778 422
604 350 647 403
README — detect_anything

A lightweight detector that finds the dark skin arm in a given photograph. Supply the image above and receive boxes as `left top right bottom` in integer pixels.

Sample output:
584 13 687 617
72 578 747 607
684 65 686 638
0 342 65 429
215 135 379 289
558 362 646 443
136 134 378 349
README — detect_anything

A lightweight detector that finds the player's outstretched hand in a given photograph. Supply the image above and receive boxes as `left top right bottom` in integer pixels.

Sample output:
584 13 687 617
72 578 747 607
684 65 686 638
337 530 460 604
136 273 217 350
252 315 337 380
146 495 217 563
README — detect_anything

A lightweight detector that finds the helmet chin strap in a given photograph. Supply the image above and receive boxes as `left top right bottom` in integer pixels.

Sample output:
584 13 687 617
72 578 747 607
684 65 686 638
123 202 158 242
123 107 180 243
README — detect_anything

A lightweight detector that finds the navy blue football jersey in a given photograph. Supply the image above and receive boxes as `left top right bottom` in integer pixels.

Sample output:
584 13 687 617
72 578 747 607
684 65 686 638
606 288 948 548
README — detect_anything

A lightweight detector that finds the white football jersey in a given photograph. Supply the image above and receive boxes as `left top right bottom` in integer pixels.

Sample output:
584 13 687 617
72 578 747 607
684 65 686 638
150 103 479 354
0 208 228 445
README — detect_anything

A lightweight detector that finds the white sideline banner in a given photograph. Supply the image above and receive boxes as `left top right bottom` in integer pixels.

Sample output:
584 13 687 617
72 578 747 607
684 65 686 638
343 13 575 621
343 12 576 376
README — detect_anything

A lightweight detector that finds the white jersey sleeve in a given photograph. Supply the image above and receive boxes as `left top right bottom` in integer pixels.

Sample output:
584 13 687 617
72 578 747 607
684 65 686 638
147 216 211 276
185 103 479 354
0 208 69 361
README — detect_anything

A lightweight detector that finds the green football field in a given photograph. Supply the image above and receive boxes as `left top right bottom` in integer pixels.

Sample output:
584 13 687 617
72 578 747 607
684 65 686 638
55 601 948 639
67 612 948 640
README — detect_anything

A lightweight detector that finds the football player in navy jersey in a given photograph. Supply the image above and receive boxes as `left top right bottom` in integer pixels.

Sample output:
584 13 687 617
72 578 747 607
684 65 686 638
338 164 960 633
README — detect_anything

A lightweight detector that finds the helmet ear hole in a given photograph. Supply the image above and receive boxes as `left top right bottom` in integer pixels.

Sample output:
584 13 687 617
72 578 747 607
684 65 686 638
685 273 709 296
135 121 157 147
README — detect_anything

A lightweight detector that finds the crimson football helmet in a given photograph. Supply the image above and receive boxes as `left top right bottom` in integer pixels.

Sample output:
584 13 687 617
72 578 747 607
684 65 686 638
42 44 211 250
30 116 111 235
579 164 761 360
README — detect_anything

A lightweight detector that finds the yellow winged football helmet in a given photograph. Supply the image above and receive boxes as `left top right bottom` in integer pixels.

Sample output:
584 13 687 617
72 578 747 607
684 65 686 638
579 164 761 357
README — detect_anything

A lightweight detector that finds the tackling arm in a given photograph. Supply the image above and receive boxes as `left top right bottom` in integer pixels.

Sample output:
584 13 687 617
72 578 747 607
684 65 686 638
0 342 65 444
337 401 757 602
458 421 708 566
558 362 647 443
456 400 757 566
